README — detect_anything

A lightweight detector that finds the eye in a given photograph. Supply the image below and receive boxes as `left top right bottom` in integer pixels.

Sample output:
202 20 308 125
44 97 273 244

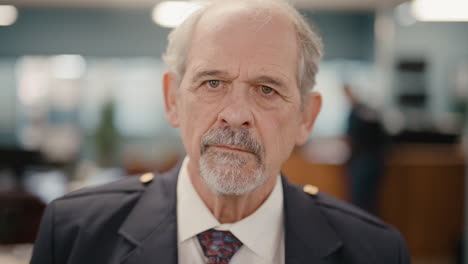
260 85 275 95
206 80 221 89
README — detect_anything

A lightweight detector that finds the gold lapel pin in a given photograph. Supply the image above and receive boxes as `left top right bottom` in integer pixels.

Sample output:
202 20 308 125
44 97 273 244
139 173 154 184
303 184 319 195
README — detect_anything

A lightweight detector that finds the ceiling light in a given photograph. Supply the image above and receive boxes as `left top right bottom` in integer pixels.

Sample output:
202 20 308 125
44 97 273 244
0 5 18 26
152 1 206 28
411 0 468 22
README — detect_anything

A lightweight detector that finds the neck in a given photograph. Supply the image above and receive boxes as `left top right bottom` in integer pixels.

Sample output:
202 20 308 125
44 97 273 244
188 159 277 223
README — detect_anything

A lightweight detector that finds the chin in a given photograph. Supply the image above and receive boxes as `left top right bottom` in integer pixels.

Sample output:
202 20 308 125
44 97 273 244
199 151 267 196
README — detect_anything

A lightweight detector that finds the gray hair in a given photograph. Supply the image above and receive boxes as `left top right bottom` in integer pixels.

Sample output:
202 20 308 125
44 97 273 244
162 0 323 97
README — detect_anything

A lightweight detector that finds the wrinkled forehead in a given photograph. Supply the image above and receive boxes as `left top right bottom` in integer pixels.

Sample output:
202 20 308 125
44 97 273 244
185 3 299 80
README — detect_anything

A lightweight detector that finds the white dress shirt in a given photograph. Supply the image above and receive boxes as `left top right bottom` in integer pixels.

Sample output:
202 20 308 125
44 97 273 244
177 157 285 264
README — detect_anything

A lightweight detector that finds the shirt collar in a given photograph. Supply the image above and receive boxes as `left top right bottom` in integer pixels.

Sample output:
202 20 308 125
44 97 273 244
177 157 219 243
176 156 284 260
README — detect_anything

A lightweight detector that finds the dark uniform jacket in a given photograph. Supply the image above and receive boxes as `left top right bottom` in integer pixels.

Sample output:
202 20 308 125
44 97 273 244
30 164 410 264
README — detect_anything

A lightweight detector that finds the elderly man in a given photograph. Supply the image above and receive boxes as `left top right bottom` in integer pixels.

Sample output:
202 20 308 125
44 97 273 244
31 0 410 263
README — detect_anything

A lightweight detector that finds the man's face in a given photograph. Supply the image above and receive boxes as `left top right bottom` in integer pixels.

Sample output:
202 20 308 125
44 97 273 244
164 5 321 195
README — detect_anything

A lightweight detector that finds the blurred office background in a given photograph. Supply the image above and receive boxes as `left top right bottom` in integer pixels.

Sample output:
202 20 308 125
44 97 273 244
0 0 466 263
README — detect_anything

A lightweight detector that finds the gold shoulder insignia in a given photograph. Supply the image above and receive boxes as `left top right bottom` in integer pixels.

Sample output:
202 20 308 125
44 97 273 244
139 172 154 184
303 184 319 195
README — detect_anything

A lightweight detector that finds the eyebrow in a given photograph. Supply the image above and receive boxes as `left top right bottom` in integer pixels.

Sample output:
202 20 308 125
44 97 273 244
191 70 232 83
251 75 286 89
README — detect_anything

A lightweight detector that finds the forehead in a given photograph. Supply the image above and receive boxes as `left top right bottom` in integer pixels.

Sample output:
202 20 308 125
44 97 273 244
185 4 299 84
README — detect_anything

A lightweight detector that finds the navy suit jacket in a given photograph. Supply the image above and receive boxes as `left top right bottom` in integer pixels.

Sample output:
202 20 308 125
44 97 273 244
31 164 410 264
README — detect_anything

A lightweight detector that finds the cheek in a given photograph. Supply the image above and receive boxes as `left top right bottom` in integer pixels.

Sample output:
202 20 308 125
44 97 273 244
259 108 301 165
178 95 219 158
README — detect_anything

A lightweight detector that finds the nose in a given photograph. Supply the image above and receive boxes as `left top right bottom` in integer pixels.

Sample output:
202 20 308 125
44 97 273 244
217 87 254 129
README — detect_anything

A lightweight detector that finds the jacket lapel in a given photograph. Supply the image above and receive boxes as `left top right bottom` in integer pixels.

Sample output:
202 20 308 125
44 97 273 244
114 166 345 264
282 175 343 264
118 165 180 264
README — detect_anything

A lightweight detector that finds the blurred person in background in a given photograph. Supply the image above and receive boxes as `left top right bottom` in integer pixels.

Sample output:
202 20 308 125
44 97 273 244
30 0 409 263
343 83 388 215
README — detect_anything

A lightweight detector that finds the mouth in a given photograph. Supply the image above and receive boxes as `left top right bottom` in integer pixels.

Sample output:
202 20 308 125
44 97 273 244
210 144 252 154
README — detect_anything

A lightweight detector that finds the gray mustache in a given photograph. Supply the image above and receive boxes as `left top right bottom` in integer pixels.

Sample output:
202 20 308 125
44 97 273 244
201 127 264 163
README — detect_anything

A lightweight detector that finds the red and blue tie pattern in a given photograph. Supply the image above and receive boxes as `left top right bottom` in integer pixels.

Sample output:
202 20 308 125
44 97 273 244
197 229 243 264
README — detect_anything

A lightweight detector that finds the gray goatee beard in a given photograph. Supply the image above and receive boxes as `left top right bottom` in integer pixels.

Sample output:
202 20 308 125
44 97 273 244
199 127 266 196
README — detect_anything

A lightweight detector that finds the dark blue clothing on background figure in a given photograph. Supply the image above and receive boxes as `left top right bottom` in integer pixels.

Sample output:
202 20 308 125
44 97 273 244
346 103 388 215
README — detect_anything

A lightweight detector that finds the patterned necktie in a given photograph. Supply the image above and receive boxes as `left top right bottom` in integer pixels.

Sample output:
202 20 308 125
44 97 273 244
197 229 243 264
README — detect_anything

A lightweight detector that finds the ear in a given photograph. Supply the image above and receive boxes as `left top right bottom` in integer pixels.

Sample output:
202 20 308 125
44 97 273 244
295 91 322 146
163 71 180 127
